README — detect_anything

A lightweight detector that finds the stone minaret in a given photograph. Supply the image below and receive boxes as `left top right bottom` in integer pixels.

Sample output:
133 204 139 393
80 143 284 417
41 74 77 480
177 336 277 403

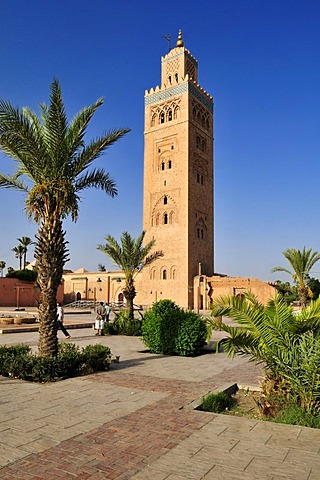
138 30 214 309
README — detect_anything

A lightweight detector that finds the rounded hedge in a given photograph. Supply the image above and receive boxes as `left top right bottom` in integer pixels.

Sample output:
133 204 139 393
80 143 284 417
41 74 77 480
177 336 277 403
142 299 207 356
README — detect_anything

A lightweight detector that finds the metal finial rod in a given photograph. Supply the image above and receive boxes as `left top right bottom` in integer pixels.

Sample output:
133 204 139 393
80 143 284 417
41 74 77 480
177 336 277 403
162 34 172 52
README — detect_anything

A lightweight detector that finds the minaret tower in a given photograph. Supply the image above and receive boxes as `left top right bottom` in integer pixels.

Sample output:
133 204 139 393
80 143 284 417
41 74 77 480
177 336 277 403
139 30 214 309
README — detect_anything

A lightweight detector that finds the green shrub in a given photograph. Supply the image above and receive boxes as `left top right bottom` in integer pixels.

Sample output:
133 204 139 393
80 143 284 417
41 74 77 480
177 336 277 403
175 310 207 356
108 311 142 336
0 342 112 382
142 299 207 356
6 269 38 281
82 344 111 373
142 300 182 354
200 391 236 413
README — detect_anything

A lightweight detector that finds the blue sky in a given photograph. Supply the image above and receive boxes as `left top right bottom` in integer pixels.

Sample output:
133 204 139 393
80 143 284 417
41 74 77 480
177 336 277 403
0 0 320 282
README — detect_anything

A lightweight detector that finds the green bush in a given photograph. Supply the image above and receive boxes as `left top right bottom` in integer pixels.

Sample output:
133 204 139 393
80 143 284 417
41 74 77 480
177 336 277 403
82 344 111 373
200 391 236 413
107 311 142 336
0 342 112 382
6 269 38 281
142 300 182 354
142 299 207 356
175 310 207 356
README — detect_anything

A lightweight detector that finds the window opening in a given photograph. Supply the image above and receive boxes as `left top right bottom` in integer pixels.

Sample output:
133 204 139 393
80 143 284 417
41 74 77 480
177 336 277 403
164 196 167 205
168 160 172 169
163 269 167 280
164 213 168 224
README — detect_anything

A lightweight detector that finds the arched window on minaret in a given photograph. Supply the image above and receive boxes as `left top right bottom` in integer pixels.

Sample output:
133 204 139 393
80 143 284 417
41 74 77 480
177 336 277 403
161 161 165 171
160 112 165 124
168 75 172 85
173 106 179 120
163 196 167 205
162 269 167 280
168 159 172 169
175 73 178 83
164 213 168 225
168 109 172 121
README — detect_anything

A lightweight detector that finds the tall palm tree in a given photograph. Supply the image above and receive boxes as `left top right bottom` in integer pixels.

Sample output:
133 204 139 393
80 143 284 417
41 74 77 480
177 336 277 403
12 245 25 270
0 260 5 277
0 79 130 357
272 247 320 307
17 236 34 268
97 231 163 320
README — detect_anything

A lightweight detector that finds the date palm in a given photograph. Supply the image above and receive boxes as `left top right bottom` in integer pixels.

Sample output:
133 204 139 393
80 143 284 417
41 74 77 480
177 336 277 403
0 79 130 356
272 247 320 307
12 245 25 270
17 236 34 268
97 231 163 320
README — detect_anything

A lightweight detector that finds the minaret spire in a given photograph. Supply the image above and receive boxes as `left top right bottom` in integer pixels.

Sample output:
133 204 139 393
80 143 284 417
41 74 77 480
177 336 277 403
176 29 184 47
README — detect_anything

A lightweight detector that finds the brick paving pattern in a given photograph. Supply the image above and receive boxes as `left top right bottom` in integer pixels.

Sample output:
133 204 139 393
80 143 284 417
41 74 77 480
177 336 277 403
0 329 319 479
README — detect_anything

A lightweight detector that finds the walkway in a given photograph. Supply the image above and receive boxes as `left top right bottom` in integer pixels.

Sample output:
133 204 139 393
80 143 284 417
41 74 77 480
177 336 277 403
0 328 319 479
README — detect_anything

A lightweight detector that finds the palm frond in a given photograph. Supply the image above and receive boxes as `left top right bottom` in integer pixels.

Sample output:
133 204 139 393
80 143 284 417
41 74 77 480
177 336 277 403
74 168 117 196
0 173 29 192
71 128 130 175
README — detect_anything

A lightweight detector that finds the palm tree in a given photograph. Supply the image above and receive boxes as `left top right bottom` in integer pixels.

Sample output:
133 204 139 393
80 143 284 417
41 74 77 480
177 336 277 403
0 79 130 357
0 260 5 277
97 231 163 320
12 245 25 270
210 292 320 413
272 247 320 307
17 236 34 269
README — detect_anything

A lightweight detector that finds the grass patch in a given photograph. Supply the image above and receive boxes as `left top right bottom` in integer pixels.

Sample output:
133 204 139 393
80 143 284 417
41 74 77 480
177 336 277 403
199 391 236 413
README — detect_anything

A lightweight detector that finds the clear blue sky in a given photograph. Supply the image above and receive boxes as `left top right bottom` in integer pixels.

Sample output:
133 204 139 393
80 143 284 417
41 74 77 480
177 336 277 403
1 0 320 282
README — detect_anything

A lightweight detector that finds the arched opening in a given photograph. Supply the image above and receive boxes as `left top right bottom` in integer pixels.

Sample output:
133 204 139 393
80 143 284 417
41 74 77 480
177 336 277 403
76 291 82 301
162 269 167 280
118 292 124 304
164 213 168 224
163 196 167 205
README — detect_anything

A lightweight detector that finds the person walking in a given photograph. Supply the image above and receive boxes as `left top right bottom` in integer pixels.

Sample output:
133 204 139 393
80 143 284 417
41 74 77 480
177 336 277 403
57 303 71 338
105 302 111 323
95 301 106 336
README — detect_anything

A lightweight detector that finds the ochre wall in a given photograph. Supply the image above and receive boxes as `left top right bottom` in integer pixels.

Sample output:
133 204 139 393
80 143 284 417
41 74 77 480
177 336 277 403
0 278 64 307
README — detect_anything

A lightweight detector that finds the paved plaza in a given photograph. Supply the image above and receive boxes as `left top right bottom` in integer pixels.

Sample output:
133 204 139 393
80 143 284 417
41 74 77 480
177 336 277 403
0 313 319 479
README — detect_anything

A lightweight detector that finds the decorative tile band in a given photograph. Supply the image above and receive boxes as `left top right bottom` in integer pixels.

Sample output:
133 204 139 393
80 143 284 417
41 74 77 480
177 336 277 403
145 83 213 112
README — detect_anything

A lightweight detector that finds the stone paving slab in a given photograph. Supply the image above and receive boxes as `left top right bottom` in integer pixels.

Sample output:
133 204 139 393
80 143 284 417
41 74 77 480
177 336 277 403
0 332 319 479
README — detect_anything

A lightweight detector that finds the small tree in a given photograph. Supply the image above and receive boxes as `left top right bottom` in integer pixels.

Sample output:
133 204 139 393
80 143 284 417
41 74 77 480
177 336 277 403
272 247 320 307
12 245 25 270
17 236 34 269
97 231 163 320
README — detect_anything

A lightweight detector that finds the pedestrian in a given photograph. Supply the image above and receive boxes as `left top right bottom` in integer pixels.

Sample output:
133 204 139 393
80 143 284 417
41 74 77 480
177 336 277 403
57 303 71 338
105 302 111 323
95 301 106 336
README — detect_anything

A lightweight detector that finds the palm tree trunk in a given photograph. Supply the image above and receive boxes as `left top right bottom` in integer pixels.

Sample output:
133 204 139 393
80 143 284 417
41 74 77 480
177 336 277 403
124 276 136 321
298 285 308 307
35 215 68 357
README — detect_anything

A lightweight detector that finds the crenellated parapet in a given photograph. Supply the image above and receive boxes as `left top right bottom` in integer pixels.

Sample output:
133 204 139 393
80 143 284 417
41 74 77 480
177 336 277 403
145 76 213 112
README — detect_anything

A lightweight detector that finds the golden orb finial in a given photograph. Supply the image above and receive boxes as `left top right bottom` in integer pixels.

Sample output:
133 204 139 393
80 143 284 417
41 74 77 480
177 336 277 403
176 29 184 47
